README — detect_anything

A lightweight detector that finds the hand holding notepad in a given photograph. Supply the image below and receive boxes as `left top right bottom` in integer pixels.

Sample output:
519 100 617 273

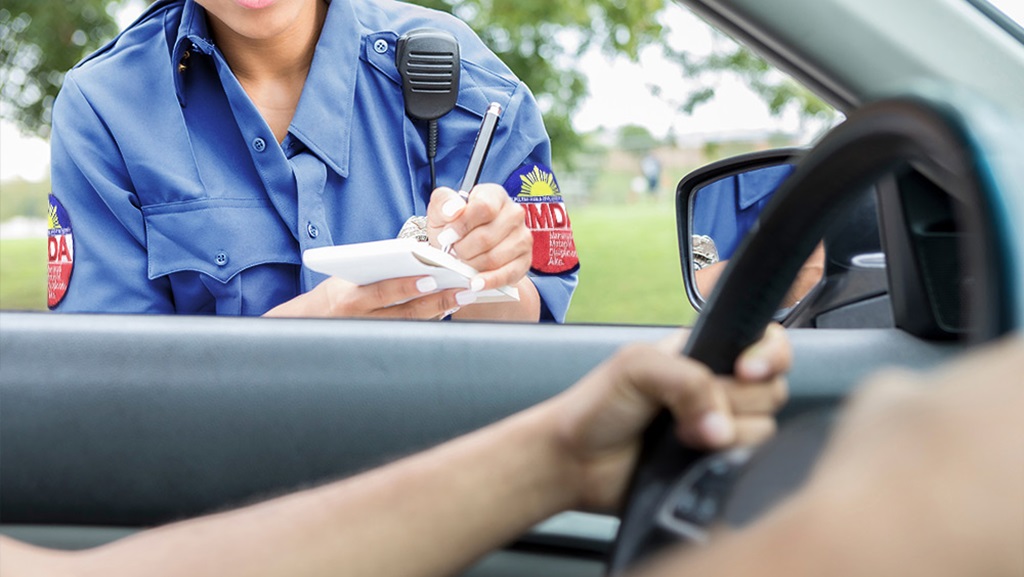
303 102 521 307
302 239 520 303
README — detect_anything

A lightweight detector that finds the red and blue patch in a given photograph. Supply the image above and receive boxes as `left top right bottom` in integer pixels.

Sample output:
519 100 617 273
502 163 579 275
47 194 74 309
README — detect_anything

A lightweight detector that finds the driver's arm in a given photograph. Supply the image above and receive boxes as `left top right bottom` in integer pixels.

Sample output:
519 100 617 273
0 327 791 577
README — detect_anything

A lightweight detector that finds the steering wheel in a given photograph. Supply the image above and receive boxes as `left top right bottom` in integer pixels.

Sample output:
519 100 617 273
607 87 1021 574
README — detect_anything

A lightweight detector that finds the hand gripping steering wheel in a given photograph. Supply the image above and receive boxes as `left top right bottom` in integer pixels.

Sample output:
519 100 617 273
607 87 1022 574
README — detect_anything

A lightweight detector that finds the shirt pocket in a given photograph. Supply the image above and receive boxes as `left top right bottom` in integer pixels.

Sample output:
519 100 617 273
142 198 299 284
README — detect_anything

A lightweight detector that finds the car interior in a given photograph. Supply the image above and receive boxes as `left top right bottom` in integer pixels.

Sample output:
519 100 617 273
1 0 1022 575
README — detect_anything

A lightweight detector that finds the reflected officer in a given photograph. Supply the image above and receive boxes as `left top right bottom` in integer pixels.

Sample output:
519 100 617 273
692 164 794 261
48 0 579 322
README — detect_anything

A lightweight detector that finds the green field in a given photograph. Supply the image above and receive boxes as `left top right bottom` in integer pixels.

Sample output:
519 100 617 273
0 237 47 311
0 200 696 324
566 201 696 325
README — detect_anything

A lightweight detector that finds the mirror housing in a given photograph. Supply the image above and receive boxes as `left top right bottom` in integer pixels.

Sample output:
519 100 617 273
676 149 804 313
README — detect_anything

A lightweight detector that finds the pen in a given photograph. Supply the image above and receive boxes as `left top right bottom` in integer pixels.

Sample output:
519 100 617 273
441 102 502 255
457 102 502 202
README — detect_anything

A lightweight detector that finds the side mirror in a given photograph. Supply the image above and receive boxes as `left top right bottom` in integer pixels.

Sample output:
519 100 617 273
677 149 823 316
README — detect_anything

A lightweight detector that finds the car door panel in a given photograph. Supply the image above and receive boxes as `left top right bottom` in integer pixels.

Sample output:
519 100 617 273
2 312 952 539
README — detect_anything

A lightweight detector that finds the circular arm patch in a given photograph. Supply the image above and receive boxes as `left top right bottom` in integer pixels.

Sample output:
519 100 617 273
47 194 75 309
502 163 579 275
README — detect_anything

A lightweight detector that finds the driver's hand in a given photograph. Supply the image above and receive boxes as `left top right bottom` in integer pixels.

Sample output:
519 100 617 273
548 324 791 511
264 276 474 319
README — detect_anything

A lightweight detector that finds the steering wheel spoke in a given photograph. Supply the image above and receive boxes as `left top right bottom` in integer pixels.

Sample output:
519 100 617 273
655 447 753 542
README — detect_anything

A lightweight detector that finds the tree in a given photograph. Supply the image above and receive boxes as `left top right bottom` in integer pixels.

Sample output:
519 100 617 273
1 0 121 138
414 0 669 162
617 124 658 153
0 0 833 162
660 35 837 133
0 0 671 158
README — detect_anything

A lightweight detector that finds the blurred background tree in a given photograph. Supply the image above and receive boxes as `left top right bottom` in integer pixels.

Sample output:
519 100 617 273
0 0 121 138
0 0 832 160
616 124 659 154
658 40 836 133
415 0 668 162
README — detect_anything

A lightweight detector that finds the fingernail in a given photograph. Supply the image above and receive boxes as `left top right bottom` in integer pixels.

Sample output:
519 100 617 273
470 277 485 292
455 290 477 306
741 358 771 380
438 228 460 247
442 197 467 218
443 307 461 317
699 411 735 447
416 277 438 293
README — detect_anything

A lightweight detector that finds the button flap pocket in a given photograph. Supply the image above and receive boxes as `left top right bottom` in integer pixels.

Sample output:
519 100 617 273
143 198 299 283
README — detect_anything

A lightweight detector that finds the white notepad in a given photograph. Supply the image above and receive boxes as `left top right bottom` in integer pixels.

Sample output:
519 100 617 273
302 239 519 303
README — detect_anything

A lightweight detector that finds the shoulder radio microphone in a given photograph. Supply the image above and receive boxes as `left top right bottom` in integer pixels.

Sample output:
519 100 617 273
396 29 460 194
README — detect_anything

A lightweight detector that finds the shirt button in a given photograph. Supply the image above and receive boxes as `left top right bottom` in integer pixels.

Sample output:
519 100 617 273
373 39 388 54
252 137 267 152
306 222 320 239
215 252 229 267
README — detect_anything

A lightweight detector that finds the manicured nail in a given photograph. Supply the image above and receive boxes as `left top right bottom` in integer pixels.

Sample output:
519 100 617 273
416 277 438 293
442 197 466 218
470 277 486 292
455 290 477 306
443 307 461 317
699 411 735 447
438 228 460 247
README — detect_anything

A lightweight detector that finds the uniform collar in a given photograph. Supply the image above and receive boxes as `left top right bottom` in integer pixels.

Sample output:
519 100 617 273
172 0 358 177
289 0 358 178
172 0 215 107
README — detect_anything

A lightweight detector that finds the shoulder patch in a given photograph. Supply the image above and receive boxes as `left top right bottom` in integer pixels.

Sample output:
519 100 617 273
502 163 579 275
47 194 75 309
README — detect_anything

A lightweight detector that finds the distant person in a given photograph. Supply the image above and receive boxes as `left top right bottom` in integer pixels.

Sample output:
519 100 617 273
641 152 662 196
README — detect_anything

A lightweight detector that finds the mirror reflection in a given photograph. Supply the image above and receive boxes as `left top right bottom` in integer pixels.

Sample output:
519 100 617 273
691 163 824 309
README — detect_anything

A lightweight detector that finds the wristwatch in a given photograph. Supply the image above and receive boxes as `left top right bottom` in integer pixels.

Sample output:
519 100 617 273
397 216 429 243
692 234 720 270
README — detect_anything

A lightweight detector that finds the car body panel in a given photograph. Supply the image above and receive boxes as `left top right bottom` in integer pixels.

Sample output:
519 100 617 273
683 0 1024 113
2 312 952 531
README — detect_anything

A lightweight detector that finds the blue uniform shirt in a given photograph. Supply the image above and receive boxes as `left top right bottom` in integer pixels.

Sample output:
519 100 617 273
692 164 795 260
49 0 577 321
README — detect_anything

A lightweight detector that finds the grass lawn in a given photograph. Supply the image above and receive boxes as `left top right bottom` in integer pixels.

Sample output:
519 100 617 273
566 200 697 326
0 201 698 325
0 238 47 311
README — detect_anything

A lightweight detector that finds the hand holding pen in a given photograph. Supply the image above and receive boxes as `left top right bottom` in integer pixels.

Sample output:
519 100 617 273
439 102 502 254
425 101 534 297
